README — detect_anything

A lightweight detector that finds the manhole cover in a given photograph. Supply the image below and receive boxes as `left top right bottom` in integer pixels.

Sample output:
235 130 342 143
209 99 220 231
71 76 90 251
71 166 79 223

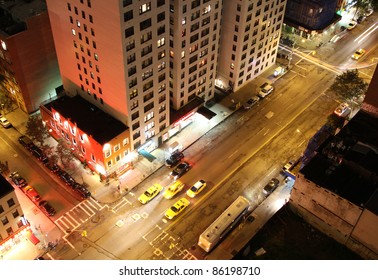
141 212 149 219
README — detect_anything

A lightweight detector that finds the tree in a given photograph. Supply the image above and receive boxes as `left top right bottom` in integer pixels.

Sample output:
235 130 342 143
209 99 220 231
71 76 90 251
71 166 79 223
55 138 75 170
25 114 50 147
330 69 368 101
353 0 372 17
372 0 378 10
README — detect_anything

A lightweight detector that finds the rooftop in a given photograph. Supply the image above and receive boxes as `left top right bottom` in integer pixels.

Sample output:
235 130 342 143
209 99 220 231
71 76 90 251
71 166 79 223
43 95 128 145
0 173 14 198
0 0 47 36
300 110 378 212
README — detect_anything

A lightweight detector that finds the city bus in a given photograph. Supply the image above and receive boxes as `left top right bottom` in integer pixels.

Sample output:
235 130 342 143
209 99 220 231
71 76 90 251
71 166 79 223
198 196 250 253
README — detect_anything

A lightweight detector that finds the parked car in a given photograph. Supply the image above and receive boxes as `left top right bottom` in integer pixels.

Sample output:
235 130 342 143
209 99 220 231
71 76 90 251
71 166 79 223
38 200 56 216
138 183 163 204
283 160 295 173
58 171 76 186
72 183 91 199
257 82 274 98
0 117 11 128
263 178 280 196
23 185 41 202
46 163 61 173
170 161 190 180
30 146 49 164
243 96 260 110
164 198 190 220
351 48 366 60
165 151 184 167
9 171 28 187
18 135 34 150
186 179 207 198
347 20 357 30
163 180 185 199
334 102 351 118
357 15 366 23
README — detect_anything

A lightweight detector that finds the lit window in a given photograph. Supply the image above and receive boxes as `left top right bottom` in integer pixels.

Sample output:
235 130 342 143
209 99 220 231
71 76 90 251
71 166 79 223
157 37 165 47
72 28 76 35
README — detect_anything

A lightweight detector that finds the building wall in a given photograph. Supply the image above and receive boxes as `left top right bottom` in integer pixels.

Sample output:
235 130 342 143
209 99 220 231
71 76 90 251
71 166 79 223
41 106 131 176
0 179 24 242
290 173 378 259
169 0 222 110
0 12 61 113
285 0 338 31
217 0 286 92
46 0 171 151
347 209 378 259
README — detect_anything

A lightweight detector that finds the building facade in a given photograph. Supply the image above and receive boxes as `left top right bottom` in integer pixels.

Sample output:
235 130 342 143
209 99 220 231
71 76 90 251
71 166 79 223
46 0 171 152
0 0 61 114
217 0 287 92
40 95 131 176
290 103 378 259
0 174 29 255
284 0 341 37
169 0 222 111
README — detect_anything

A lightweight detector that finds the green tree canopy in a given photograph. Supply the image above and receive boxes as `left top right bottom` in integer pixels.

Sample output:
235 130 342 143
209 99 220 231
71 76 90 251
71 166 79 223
330 69 368 101
354 0 372 17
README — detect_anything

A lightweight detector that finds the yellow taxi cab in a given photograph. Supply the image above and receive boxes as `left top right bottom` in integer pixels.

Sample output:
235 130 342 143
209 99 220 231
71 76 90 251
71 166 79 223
186 179 206 198
164 198 190 220
138 183 163 204
163 180 185 199
351 48 366 60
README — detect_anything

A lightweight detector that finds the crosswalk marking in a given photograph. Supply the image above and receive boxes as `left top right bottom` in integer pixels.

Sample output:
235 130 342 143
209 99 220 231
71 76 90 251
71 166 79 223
112 197 131 212
55 197 105 233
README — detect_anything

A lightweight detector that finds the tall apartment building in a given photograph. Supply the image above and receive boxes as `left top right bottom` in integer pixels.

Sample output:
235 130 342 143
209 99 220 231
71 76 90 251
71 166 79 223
217 0 287 92
0 0 61 114
46 0 171 153
169 0 222 111
43 0 289 175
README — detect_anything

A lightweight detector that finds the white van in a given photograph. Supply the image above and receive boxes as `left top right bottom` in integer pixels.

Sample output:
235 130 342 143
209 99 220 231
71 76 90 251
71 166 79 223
258 82 274 98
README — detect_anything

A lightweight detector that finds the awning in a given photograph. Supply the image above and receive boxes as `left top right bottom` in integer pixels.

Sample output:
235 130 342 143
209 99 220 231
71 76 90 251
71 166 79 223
197 106 216 120
138 149 156 162
26 230 40 245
